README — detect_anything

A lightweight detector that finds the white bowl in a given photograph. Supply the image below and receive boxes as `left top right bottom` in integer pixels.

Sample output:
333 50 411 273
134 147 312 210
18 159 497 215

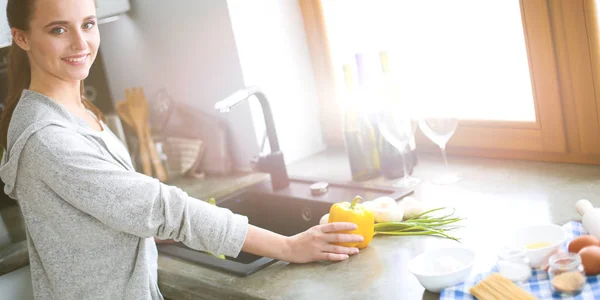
511 224 567 268
408 246 476 293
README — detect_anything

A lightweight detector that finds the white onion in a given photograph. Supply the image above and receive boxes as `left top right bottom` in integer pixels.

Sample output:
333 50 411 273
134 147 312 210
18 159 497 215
400 197 425 220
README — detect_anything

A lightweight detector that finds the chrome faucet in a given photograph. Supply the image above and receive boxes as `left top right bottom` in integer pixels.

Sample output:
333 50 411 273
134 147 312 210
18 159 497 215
215 87 290 190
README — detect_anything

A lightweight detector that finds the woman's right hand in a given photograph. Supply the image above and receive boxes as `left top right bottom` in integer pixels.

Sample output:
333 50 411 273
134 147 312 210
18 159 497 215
283 222 364 263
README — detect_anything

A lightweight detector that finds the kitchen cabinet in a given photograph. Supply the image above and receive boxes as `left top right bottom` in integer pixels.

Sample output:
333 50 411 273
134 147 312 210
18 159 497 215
96 0 131 21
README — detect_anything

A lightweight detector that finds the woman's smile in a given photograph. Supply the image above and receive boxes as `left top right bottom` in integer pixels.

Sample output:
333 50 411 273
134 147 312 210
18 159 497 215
61 53 89 66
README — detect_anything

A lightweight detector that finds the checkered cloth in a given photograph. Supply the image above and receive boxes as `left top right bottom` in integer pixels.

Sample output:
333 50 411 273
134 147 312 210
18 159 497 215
440 221 600 299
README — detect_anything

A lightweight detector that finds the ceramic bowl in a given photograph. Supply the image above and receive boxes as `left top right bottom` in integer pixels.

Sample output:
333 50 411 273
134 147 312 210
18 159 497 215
511 224 567 268
408 246 476 293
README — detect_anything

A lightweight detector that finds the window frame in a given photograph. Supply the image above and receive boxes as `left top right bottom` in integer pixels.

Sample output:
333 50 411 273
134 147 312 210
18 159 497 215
300 0 600 164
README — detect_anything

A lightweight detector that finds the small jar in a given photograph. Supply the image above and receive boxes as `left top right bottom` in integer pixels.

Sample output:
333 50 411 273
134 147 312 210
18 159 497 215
548 252 586 295
497 248 532 282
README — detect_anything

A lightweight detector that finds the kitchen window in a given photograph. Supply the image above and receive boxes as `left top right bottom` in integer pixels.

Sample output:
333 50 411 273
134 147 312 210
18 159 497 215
300 0 600 164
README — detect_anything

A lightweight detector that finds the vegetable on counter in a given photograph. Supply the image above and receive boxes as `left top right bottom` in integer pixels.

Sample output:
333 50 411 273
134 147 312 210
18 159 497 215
319 213 330 226
362 197 404 223
374 207 464 242
328 195 375 249
321 196 463 245
400 197 426 220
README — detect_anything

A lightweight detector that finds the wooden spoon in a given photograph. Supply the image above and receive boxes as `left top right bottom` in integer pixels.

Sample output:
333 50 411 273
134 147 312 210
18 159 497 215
123 88 152 177
136 88 168 182
116 100 133 127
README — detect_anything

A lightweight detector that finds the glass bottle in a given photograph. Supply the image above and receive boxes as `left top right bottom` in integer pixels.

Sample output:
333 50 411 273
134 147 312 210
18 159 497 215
377 51 416 179
341 64 381 181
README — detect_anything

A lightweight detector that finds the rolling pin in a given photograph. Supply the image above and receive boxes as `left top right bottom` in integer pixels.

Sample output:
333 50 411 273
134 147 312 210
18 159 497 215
576 199 600 239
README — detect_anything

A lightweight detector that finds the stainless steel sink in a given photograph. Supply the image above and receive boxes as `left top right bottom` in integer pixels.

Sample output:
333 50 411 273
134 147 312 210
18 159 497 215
157 177 412 276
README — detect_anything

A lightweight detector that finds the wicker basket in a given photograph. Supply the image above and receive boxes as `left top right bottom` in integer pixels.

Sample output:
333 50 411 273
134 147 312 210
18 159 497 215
163 137 205 177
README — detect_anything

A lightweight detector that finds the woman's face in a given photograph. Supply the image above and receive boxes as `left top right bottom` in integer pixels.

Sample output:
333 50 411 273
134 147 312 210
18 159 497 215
16 0 100 82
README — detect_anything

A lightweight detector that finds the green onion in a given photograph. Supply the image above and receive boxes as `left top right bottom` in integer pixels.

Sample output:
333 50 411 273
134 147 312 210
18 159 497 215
374 206 464 242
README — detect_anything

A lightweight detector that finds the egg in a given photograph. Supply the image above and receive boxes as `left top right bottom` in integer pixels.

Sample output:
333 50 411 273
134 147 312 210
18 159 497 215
568 235 600 253
579 246 600 276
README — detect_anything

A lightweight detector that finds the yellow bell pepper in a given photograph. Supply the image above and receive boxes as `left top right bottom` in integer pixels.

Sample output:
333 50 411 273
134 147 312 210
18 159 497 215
328 195 375 249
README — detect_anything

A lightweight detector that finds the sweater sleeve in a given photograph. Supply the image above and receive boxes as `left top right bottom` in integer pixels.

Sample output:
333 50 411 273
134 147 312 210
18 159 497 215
21 126 248 257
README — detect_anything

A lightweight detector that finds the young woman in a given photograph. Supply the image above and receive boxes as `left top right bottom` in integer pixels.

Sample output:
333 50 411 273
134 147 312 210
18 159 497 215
0 0 363 299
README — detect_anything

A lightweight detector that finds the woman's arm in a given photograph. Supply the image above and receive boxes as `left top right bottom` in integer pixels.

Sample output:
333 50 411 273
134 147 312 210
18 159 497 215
156 221 364 262
24 127 361 263
23 127 248 257
155 221 364 262
242 222 363 263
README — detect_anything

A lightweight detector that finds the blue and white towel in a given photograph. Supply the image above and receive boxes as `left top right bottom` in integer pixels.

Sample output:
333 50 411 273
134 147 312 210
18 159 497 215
440 221 600 300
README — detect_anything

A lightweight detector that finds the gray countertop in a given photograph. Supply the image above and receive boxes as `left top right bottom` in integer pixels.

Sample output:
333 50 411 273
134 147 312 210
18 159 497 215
157 150 600 300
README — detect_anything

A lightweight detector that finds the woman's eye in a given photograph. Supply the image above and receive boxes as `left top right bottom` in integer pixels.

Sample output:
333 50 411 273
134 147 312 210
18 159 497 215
51 27 66 35
83 21 95 30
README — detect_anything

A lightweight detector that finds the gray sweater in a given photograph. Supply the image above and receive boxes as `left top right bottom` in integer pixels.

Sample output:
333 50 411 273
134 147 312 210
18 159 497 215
0 90 249 299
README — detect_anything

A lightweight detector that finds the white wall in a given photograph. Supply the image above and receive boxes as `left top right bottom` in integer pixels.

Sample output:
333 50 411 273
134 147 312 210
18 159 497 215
99 0 324 168
98 0 259 168
226 0 325 163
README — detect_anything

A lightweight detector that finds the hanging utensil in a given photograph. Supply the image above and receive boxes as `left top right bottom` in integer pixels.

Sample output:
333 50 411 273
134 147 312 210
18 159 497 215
135 88 169 182
119 88 152 177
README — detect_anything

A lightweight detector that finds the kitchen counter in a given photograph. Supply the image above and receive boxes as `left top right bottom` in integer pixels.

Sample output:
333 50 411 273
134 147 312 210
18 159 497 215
158 150 600 300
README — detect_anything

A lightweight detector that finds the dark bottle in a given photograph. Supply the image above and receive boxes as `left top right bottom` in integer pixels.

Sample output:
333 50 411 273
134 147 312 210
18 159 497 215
377 51 417 179
341 64 381 181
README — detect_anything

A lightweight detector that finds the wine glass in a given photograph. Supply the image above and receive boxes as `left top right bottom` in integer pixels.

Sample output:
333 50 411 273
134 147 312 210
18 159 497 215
377 104 421 189
418 118 461 184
